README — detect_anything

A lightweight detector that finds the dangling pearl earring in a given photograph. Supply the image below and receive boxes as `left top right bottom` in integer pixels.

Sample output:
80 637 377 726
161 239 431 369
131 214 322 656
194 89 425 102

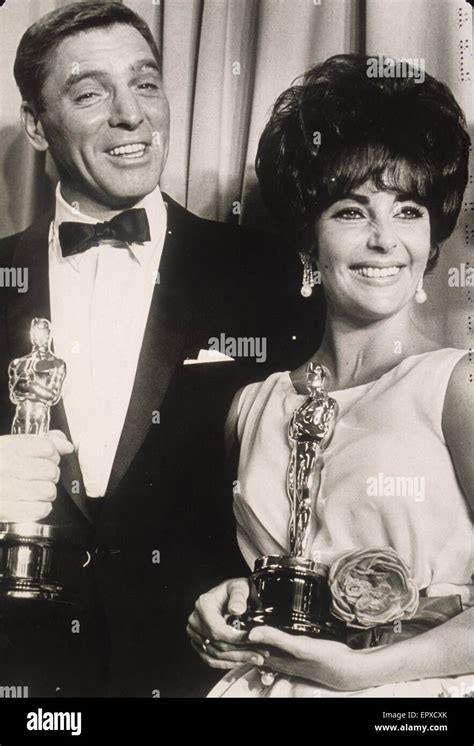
415 277 427 304
300 254 317 297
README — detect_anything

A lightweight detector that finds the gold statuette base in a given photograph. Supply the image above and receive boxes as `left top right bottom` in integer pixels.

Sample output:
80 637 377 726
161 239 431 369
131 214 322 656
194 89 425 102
233 555 344 640
0 523 66 602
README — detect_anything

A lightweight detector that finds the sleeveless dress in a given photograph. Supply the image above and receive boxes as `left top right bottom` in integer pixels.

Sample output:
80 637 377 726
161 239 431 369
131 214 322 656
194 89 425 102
209 349 474 698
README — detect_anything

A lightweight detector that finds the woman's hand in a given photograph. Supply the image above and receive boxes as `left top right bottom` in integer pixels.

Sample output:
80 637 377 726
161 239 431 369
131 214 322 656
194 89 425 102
247 626 376 691
250 601 474 690
187 578 267 670
187 575 474 678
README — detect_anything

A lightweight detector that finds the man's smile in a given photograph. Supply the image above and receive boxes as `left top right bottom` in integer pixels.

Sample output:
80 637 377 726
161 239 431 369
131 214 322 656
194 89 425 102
106 141 149 157
104 141 152 165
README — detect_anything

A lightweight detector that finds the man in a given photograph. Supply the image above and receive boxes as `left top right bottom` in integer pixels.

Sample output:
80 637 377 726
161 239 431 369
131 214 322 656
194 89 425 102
0 1 322 697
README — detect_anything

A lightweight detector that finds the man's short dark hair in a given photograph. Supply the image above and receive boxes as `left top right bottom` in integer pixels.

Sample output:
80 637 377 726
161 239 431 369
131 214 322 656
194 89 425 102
256 54 471 270
14 1 161 113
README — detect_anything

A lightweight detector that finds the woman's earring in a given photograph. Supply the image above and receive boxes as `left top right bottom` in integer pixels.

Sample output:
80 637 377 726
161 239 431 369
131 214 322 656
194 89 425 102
300 254 318 297
415 277 427 304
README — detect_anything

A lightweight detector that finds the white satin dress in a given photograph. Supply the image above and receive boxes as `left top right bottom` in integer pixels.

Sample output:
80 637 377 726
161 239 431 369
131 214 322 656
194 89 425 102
209 349 474 698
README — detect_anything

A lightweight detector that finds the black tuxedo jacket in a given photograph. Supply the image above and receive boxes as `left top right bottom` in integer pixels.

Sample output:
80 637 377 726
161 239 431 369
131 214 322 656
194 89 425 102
0 194 324 697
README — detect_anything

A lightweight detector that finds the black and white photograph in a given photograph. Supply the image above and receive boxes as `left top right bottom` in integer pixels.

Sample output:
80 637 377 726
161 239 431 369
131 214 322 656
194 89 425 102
0 0 473 739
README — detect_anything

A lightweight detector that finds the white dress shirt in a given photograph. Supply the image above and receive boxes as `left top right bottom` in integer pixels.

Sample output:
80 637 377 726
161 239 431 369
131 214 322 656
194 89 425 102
49 184 167 497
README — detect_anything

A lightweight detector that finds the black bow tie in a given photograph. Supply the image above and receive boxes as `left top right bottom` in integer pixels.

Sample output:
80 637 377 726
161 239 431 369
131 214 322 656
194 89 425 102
58 208 151 257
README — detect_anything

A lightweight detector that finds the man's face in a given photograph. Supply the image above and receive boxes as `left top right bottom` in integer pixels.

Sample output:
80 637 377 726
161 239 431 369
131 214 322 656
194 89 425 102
36 23 170 213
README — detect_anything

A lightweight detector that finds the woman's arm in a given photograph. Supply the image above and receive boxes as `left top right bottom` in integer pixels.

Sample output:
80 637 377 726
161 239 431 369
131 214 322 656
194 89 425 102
246 604 474 691
362 350 474 685
358 606 474 688
442 352 474 512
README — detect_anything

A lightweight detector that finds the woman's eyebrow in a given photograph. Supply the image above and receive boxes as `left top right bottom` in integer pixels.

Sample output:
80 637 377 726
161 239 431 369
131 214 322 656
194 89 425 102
393 192 426 203
335 192 427 205
335 193 370 205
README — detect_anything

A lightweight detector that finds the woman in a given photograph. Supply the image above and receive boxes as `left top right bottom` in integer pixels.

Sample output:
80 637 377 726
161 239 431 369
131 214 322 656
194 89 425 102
187 55 474 697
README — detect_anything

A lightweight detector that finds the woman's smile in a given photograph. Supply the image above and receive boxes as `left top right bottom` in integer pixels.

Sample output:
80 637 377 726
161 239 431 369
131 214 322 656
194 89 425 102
348 263 406 286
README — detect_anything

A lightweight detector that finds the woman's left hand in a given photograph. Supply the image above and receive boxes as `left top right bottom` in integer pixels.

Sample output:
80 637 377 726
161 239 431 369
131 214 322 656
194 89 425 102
248 626 376 691
247 582 474 690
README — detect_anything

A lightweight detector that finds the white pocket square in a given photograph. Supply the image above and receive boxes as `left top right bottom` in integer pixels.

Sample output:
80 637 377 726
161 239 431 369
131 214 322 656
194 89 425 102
183 349 235 365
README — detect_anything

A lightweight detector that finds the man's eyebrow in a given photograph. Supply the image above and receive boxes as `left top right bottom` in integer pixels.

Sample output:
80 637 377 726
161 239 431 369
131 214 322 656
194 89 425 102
63 59 160 91
130 58 160 74
63 69 109 91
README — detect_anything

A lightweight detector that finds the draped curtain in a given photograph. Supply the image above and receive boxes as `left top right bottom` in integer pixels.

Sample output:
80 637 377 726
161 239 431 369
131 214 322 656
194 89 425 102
0 0 472 346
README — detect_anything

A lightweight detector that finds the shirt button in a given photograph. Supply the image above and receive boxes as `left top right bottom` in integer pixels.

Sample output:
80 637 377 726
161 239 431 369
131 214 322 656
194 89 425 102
94 545 121 560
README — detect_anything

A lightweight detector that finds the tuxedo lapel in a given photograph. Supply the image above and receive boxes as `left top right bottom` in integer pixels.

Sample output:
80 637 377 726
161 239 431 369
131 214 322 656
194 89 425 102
50 403 93 524
6 215 93 524
105 197 194 497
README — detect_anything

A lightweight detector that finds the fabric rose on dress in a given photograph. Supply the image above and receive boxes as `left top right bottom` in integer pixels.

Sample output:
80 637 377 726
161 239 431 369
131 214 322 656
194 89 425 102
328 547 419 628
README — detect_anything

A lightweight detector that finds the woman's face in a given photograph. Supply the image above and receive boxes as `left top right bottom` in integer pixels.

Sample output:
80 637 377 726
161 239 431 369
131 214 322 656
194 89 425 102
315 182 432 322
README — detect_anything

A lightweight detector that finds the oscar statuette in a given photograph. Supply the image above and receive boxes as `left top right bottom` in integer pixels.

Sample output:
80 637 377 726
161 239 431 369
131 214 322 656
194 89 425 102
234 363 343 642
0 318 68 601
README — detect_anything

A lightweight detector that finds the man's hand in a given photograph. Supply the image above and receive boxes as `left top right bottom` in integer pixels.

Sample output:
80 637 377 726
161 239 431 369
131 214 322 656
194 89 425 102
187 578 267 669
0 430 74 522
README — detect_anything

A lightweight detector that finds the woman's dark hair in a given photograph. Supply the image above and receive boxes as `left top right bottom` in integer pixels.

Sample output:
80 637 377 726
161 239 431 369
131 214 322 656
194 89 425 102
256 54 470 270
14 1 161 113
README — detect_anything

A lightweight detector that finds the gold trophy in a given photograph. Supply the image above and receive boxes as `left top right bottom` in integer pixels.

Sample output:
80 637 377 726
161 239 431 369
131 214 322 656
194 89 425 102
0 318 67 601
234 363 342 640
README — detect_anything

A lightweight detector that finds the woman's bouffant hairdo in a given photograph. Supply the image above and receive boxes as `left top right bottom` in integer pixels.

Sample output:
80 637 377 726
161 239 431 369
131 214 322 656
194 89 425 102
14 1 161 114
256 54 470 270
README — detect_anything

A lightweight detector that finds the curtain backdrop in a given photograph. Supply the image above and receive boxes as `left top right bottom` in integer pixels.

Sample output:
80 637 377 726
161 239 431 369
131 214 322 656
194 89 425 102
0 0 473 347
